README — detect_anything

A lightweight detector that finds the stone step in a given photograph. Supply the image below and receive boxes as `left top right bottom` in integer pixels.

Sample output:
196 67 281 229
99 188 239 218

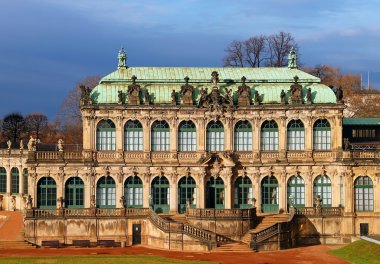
213 243 253 253
0 241 36 249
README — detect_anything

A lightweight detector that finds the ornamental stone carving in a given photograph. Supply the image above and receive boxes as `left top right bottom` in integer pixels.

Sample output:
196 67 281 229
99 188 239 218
180 76 194 105
128 75 141 105
289 76 302 104
80 85 92 106
237 76 250 106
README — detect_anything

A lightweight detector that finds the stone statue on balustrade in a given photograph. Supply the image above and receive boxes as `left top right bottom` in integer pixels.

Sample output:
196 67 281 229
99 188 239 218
26 195 33 209
27 136 40 151
254 91 260 105
280 89 286 104
128 75 141 105
289 76 302 104
57 139 64 152
180 76 194 105
144 90 151 105
237 76 250 106
335 86 344 104
171 89 177 105
80 85 92 106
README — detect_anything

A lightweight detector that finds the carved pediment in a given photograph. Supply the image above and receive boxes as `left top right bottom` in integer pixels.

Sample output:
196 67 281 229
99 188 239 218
128 75 141 105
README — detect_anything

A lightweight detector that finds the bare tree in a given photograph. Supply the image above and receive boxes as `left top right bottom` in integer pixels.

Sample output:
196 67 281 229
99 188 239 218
1 112 25 144
25 113 48 140
267 32 298 67
244 35 266 67
223 40 245 67
56 75 101 144
223 32 299 68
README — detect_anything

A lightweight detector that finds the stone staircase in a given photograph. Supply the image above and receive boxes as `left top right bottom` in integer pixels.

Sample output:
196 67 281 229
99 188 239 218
0 240 36 249
212 242 252 253
165 214 188 224
241 214 290 245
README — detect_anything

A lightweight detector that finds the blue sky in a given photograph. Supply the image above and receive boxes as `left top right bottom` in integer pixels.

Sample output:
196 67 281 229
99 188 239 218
1 0 379 119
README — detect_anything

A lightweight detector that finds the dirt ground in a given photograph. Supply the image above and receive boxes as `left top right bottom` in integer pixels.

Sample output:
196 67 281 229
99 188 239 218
0 245 349 264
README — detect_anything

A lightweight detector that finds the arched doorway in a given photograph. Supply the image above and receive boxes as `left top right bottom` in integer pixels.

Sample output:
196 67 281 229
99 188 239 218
37 177 57 209
65 177 84 208
261 176 279 213
178 176 196 213
287 175 305 208
124 176 143 208
206 177 225 209
234 176 253 208
151 176 170 213
313 175 332 207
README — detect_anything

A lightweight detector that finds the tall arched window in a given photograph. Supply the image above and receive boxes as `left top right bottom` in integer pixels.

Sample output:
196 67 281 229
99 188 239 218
0 167 6 193
354 176 374 212
261 120 278 151
124 120 143 151
287 120 305 150
23 168 28 194
313 175 332 207
178 121 196 151
124 176 143 208
234 120 252 151
65 177 84 208
206 121 224 151
151 176 170 213
234 176 253 209
206 177 225 209
37 177 57 209
96 176 116 208
96 119 116 151
313 119 331 150
151 121 170 151
11 167 19 194
287 176 305 207
178 176 196 213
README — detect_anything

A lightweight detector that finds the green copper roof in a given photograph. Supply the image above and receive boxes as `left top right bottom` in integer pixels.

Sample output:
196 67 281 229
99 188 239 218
100 67 320 83
343 118 380 125
91 67 336 105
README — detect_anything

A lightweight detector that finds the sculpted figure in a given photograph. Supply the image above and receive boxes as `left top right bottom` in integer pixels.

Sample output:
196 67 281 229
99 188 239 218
254 91 260 105
306 87 312 103
180 76 194 105
171 89 176 105
57 139 64 152
27 136 36 151
280 89 286 104
118 90 124 104
128 75 141 105
144 90 151 105
6 140 11 150
289 76 302 104
224 87 233 106
336 86 343 103
237 76 250 106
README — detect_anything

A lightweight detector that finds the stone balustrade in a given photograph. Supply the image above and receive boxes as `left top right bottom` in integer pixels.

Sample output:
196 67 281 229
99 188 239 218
186 208 256 220
292 206 344 217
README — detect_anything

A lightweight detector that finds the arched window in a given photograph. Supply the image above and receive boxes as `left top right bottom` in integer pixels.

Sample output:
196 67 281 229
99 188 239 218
96 176 116 208
206 177 225 209
313 119 331 150
261 176 279 212
0 167 6 193
354 176 374 212
261 120 278 151
178 121 197 151
287 176 305 207
23 169 28 195
124 176 143 208
234 176 253 209
124 120 143 151
234 120 252 151
178 176 196 213
96 119 116 151
151 121 170 151
151 176 170 213
11 167 19 194
287 120 305 150
206 121 224 151
37 177 57 209
313 175 332 207
65 177 84 208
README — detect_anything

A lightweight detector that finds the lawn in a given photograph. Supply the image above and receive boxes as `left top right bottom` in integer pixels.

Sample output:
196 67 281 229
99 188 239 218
0 255 216 264
330 239 380 264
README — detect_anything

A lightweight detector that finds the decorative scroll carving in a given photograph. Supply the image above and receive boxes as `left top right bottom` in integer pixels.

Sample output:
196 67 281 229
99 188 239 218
128 75 141 105
181 76 194 105
289 76 302 104
237 76 250 106
198 71 232 110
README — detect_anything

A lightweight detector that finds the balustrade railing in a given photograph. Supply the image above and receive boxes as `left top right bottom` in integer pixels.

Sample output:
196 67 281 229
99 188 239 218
260 152 279 159
292 206 344 216
186 208 256 219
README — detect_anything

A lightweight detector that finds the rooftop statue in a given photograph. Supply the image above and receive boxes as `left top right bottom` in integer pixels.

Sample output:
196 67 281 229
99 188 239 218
289 76 302 104
128 75 141 105
144 90 151 105
336 86 344 104
306 87 312 104
171 89 177 105
180 76 194 105
80 85 92 106
287 47 297 69
254 90 260 105
280 89 286 104
117 47 127 69
118 90 124 105
237 76 250 106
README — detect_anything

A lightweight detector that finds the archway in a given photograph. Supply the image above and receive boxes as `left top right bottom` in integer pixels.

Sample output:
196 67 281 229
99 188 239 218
261 176 279 213
178 176 196 213
206 177 225 209
151 176 170 213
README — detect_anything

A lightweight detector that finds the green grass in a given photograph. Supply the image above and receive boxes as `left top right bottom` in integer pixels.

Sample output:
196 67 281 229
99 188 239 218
330 240 380 264
0 255 215 264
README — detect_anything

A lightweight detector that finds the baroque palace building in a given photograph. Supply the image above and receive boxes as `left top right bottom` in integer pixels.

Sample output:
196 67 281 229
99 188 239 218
0 48 379 250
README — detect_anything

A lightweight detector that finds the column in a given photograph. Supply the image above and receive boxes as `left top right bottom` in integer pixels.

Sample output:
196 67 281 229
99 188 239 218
56 175 64 209
305 173 313 207
254 175 261 212
169 118 177 153
374 176 380 215
344 172 354 214
333 115 343 151
143 119 151 152
197 175 205 208
253 118 260 151
279 117 287 160
279 178 287 212
19 166 24 195
143 179 150 208
224 174 232 209
305 118 312 151
6 167 11 195
116 118 124 151
224 118 232 152
197 118 205 152
169 181 178 213
116 177 124 208
332 175 340 207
